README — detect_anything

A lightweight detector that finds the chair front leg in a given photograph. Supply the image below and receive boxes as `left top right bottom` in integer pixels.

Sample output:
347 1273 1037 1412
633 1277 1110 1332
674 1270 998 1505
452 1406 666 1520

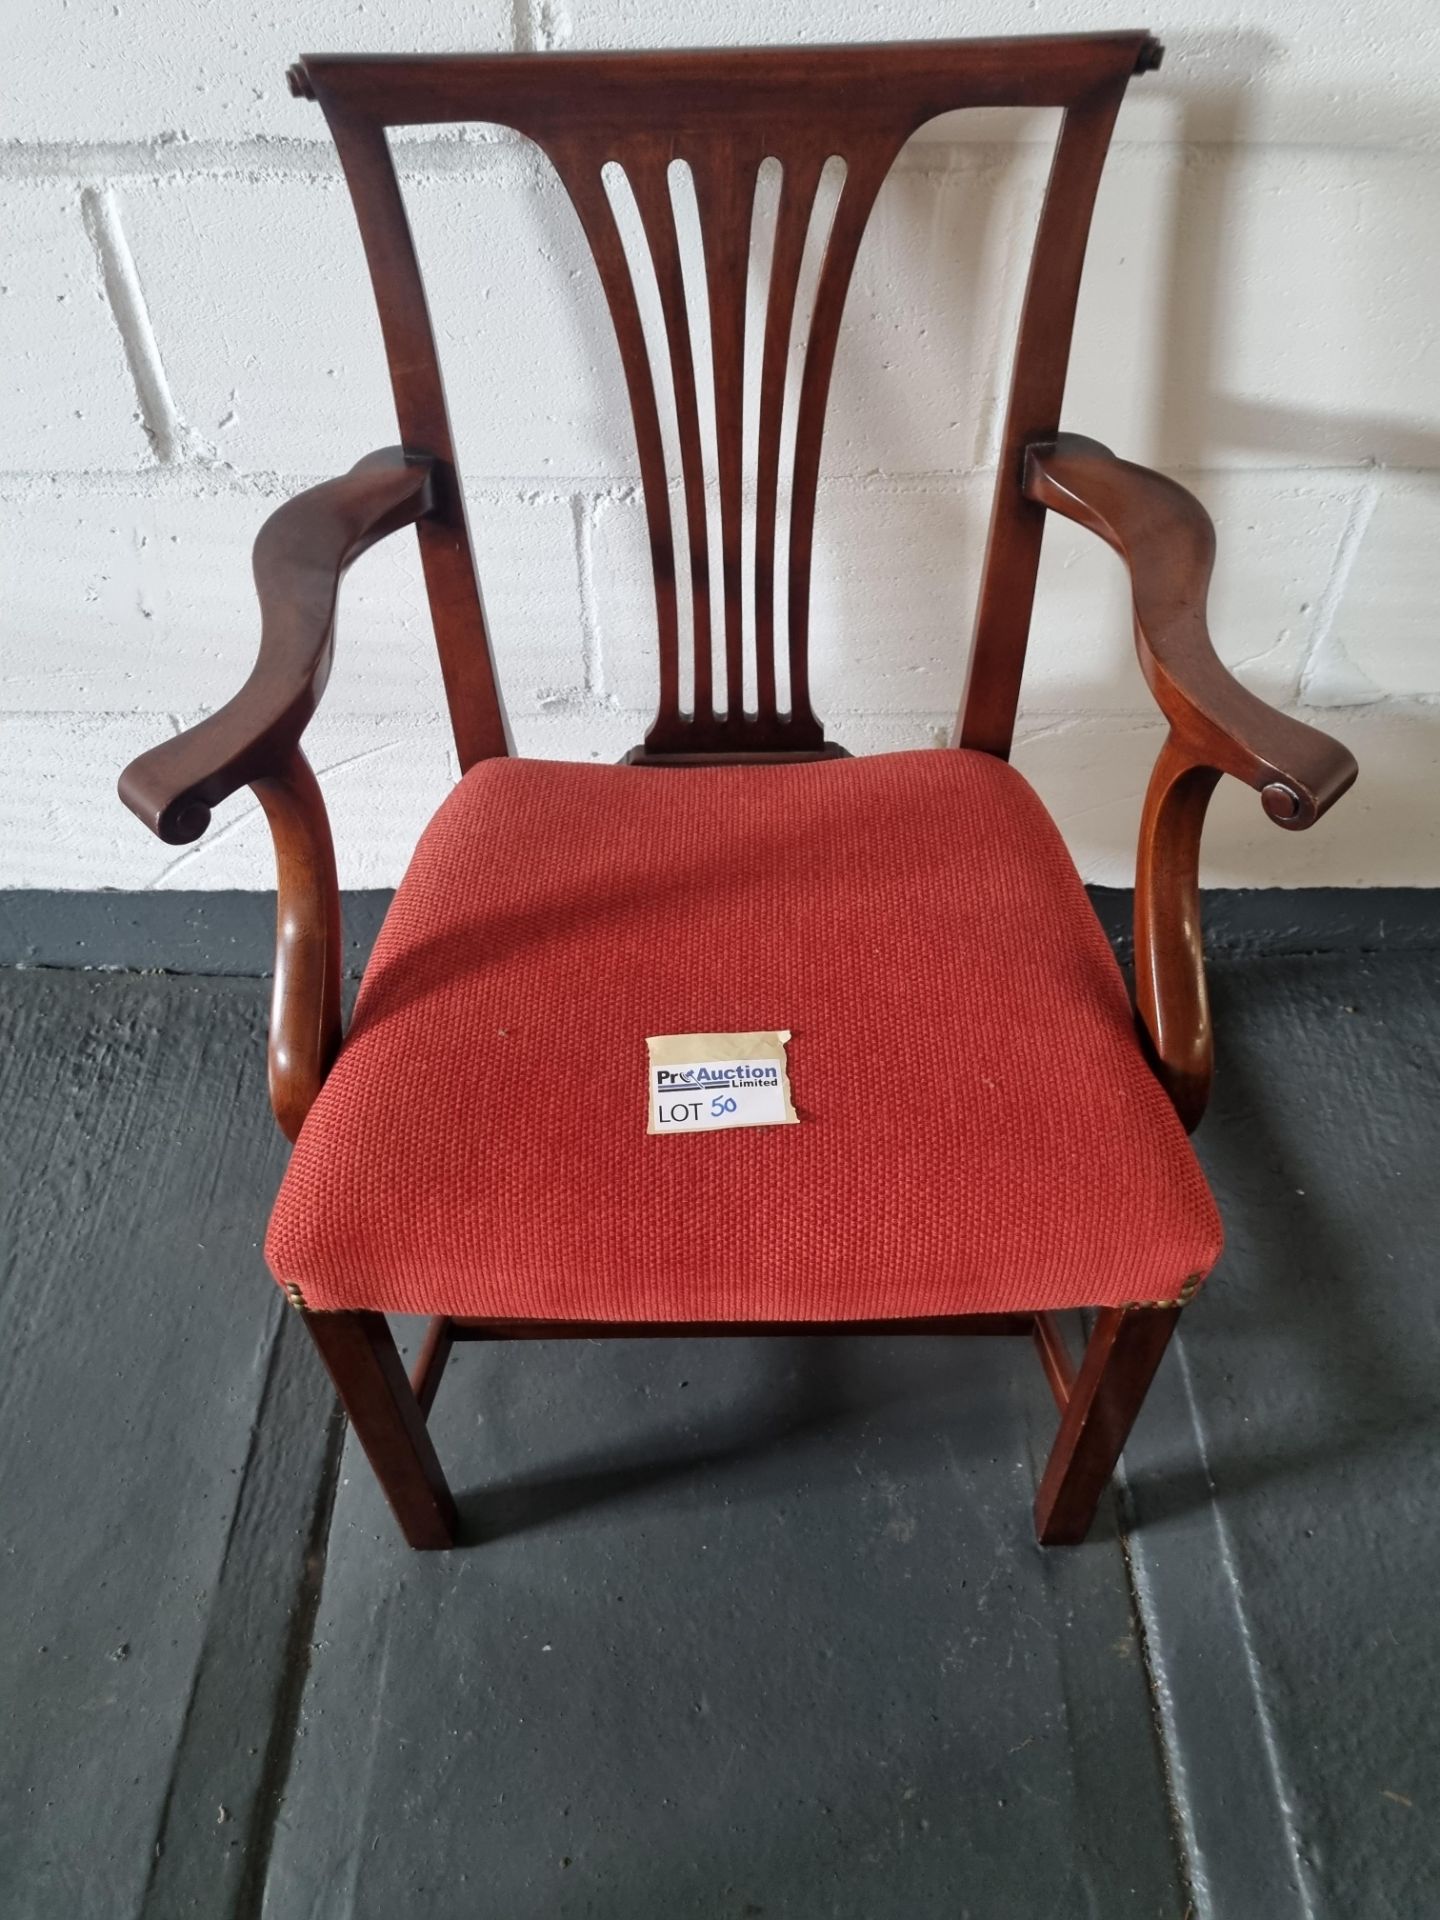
1034 1305 1180 1545
303 1309 457 1549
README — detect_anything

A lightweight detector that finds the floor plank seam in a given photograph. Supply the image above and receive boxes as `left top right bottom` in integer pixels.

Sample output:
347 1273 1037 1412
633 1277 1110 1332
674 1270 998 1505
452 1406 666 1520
1167 1339 1322 1920
234 1400 348 1920
136 1303 299 1916
1115 1497 1205 1920
0 963 371 983
7 935 1438 989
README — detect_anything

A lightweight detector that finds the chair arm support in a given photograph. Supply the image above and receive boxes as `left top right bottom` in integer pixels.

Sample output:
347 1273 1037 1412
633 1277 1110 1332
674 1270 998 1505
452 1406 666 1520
250 748 343 1142
116 449 434 1140
1024 433 1359 1130
1024 433 1357 829
117 449 434 844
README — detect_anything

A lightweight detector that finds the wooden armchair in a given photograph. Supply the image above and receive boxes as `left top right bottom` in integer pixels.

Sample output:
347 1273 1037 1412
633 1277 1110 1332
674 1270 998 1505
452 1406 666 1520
118 35 1356 1552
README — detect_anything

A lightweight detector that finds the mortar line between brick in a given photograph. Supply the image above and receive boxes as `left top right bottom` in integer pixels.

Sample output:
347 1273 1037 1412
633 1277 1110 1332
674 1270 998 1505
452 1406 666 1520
0 463 1421 507
79 185 191 467
575 494 603 698
510 0 536 53
2 137 1430 184
1297 477 1382 703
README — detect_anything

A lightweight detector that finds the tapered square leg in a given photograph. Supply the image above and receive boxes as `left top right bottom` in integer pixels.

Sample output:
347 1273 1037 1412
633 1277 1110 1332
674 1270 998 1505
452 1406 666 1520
304 1309 457 1549
1034 1305 1180 1545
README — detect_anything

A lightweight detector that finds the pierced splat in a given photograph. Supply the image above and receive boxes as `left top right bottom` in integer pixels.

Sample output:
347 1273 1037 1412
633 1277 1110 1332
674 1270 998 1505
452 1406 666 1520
560 137 893 757
291 35 1160 767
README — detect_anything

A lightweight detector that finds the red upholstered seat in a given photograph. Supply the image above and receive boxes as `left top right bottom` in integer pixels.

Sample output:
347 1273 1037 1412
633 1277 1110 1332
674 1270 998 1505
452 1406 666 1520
265 750 1221 1320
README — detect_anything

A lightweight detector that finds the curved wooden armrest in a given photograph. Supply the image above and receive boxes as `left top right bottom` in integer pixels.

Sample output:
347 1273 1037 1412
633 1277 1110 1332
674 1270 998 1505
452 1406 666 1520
1024 433 1356 829
117 449 434 844
1024 433 1358 1130
117 449 434 1142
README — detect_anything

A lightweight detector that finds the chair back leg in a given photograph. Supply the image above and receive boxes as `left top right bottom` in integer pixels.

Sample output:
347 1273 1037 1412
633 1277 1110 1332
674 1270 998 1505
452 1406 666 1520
304 1309 457 1549
1034 1305 1180 1545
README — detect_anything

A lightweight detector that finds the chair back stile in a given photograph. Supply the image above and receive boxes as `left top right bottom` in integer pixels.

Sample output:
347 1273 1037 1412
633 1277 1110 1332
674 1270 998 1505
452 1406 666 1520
291 35 1157 769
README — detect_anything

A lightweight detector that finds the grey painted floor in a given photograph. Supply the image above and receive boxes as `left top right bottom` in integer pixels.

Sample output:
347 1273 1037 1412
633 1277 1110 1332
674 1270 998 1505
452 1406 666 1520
2 941 1438 1918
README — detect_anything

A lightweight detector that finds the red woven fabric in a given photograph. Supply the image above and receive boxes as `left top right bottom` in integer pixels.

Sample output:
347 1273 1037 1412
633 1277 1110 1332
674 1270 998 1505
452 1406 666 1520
266 750 1221 1319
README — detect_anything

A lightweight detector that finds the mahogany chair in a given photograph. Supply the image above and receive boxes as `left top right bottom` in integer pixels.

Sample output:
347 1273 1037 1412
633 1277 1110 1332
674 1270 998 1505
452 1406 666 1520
118 35 1357 1552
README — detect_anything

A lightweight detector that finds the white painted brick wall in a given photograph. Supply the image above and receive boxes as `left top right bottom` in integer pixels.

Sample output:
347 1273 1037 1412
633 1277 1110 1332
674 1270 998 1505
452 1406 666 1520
4 0 1437 890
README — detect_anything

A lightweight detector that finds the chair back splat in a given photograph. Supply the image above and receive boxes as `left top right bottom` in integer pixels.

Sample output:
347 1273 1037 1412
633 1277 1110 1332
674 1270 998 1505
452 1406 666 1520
289 34 1160 767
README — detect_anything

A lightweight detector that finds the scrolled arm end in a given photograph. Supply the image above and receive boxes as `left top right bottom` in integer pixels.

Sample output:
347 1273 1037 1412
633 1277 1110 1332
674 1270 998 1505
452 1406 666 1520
118 702 265 845
116 761 214 845
1258 737 1357 831
1205 698 1356 834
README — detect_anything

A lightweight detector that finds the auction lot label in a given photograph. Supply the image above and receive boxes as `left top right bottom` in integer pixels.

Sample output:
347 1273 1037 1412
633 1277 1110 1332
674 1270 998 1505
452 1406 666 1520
646 1031 798 1134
